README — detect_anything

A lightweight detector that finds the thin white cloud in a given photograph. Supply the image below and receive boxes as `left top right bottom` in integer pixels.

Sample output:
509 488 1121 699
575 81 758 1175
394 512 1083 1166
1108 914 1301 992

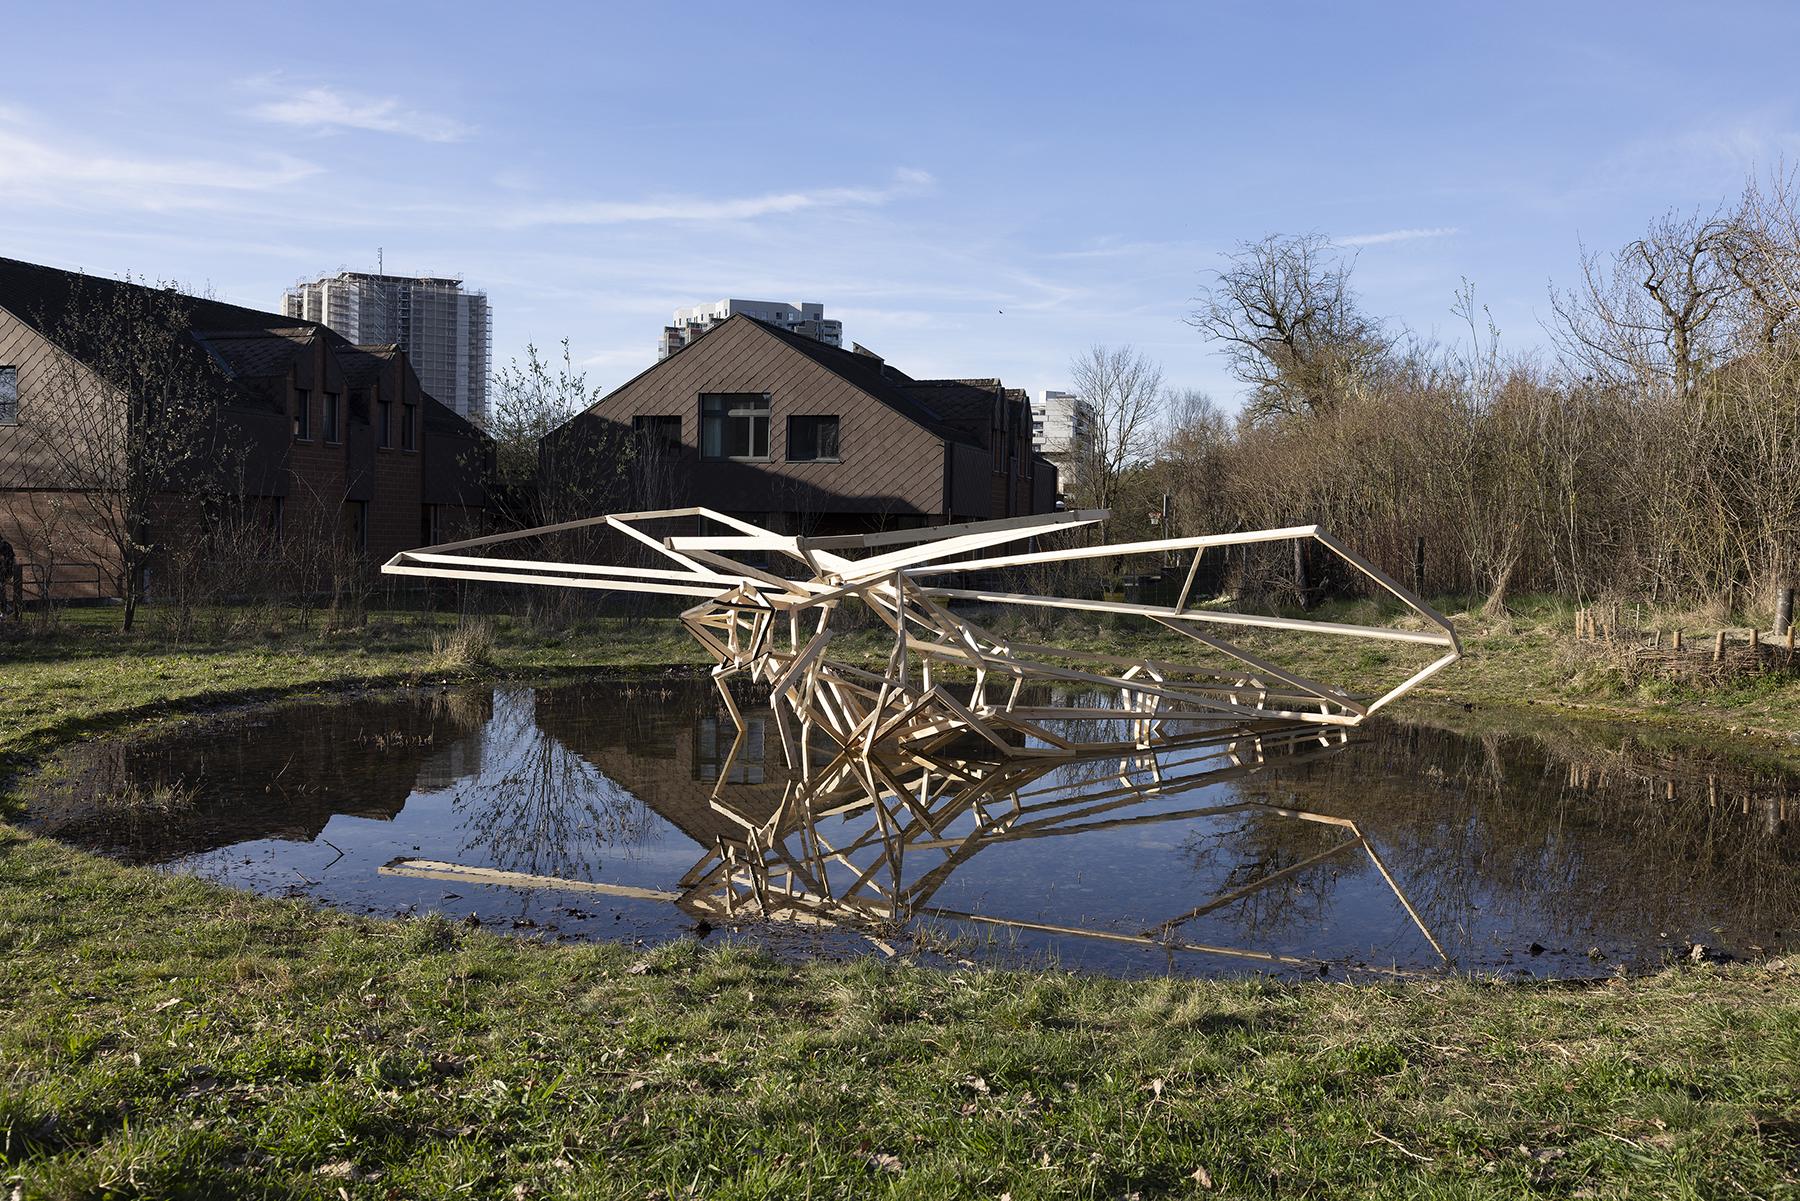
502 168 935 228
252 84 472 143
0 111 319 212
1335 226 1459 247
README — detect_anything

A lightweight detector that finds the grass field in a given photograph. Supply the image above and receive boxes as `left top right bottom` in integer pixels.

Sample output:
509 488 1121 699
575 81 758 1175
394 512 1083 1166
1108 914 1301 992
2 599 1797 1197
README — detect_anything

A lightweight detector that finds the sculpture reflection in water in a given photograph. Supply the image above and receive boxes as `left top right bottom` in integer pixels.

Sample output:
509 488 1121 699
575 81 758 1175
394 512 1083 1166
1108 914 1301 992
678 714 1446 967
381 507 1460 967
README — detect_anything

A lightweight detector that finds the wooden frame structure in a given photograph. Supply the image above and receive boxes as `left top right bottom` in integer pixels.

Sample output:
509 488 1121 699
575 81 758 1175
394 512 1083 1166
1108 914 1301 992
381 508 1459 966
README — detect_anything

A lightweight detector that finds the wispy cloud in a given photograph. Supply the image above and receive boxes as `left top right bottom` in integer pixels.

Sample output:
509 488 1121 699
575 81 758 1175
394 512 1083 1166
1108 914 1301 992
1335 226 1459 247
252 83 473 143
0 110 319 211
502 168 935 227
1044 236 1207 261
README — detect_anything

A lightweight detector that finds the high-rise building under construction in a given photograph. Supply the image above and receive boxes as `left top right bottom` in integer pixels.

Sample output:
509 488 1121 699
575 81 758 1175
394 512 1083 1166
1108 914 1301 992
283 272 491 421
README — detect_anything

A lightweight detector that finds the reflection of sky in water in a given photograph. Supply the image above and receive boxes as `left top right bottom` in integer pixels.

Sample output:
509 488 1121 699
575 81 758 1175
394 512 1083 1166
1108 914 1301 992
28 680 1800 979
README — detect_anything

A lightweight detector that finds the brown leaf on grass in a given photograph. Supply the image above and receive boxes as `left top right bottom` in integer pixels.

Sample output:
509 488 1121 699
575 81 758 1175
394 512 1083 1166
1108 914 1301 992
863 1152 903 1173
1192 1165 1214 1189
961 1074 991 1094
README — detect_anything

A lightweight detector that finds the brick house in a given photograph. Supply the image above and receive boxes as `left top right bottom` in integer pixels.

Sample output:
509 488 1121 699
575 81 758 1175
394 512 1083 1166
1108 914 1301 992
0 256 488 600
542 315 1058 534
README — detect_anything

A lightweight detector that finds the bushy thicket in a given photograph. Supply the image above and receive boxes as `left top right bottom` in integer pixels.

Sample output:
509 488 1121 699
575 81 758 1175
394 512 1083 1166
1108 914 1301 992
1124 176 1800 618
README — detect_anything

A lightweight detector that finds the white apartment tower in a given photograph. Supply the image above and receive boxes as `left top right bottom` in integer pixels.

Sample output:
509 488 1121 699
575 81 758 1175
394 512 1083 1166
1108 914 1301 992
1031 390 1096 460
283 272 492 421
660 299 841 359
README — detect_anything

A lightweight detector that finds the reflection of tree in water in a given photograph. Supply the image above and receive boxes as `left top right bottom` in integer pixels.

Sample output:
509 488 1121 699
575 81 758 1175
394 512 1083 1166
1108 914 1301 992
1186 718 1800 956
452 689 656 880
1178 803 1355 937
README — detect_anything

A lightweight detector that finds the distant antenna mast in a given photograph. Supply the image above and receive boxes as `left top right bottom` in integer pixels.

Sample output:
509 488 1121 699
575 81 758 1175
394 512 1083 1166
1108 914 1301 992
377 247 384 274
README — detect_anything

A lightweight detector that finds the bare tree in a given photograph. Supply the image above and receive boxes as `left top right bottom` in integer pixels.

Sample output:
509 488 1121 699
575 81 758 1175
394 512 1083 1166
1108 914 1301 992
1721 167 1800 349
1550 209 1737 409
25 277 238 630
1158 388 1233 537
1189 233 1393 423
478 339 608 528
1067 344 1166 514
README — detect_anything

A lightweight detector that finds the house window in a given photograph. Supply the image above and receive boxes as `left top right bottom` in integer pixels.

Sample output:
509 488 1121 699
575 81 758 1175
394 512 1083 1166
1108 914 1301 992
633 414 682 452
323 392 340 443
376 397 391 449
787 415 840 462
0 366 17 426
700 393 770 460
401 401 416 451
293 388 311 440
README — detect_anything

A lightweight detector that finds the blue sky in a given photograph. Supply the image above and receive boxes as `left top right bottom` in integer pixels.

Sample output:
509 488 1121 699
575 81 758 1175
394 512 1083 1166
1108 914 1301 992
6 1 1799 408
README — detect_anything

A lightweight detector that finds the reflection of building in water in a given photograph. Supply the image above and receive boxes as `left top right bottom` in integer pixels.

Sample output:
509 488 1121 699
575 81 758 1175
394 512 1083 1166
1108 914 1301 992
526 684 789 852
30 689 496 863
415 688 498 790
415 739 482 791
695 715 766 784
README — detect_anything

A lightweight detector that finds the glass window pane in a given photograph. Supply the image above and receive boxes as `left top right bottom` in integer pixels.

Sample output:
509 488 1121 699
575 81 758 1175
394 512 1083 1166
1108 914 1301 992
700 394 769 459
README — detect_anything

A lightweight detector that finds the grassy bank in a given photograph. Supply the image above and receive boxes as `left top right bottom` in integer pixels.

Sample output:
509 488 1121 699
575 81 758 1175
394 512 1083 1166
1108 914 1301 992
2 602 1798 1197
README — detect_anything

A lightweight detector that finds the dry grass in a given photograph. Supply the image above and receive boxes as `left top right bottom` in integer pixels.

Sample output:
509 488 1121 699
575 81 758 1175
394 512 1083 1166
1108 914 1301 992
426 616 497 672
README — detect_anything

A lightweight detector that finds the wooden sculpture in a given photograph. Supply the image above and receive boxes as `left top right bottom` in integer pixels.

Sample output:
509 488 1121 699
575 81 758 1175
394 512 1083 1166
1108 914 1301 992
381 507 1459 966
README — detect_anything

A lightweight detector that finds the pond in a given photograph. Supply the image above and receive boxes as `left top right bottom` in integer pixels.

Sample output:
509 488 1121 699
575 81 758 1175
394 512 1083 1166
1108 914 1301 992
26 678 1800 979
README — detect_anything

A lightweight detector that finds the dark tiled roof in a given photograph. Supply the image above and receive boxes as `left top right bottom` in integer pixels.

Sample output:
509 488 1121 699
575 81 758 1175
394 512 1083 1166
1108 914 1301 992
0 257 475 428
424 394 482 438
0 254 313 343
739 317 993 447
190 328 317 380
897 378 999 429
336 343 396 388
0 255 322 411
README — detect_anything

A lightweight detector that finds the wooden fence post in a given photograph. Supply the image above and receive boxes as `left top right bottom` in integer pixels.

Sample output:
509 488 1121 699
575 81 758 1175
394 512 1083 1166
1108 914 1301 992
1673 628 1683 652
1714 630 1727 662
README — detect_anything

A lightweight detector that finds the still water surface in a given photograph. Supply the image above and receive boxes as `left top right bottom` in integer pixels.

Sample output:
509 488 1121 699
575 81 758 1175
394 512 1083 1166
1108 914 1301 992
29 679 1800 978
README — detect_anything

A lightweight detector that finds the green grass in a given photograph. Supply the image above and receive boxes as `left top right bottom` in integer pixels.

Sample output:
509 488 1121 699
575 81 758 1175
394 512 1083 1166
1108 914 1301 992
1 600 1798 1197
3 830 1796 1199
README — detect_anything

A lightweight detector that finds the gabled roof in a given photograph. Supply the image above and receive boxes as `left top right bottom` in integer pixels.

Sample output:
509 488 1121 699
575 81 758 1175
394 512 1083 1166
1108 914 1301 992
0 255 325 411
736 317 999 447
0 257 477 429
0 255 313 345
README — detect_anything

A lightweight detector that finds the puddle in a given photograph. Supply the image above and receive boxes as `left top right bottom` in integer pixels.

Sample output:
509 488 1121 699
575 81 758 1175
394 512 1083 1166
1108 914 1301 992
27 678 1799 978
